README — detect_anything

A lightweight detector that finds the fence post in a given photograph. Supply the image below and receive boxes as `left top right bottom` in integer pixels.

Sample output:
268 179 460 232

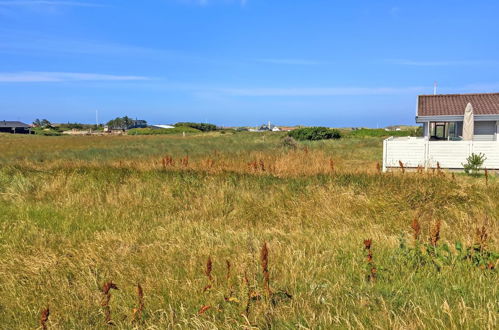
382 138 388 172
424 140 429 170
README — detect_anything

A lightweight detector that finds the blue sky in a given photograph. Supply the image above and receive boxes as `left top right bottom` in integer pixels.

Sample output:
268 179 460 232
1 0 499 127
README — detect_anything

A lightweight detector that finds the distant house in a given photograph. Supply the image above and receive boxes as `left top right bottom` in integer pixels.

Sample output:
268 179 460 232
129 120 148 129
108 119 148 130
383 93 499 171
0 121 31 134
254 122 281 132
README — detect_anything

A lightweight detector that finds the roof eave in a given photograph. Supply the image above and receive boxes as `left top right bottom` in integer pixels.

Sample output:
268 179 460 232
416 114 499 123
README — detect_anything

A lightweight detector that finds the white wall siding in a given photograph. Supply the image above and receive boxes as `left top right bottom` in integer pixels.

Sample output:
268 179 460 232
383 137 499 171
473 141 499 168
427 141 470 168
384 138 426 168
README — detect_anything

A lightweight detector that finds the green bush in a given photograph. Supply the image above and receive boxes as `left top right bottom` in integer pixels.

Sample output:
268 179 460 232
288 127 341 141
347 128 419 138
462 153 486 175
32 128 62 136
127 127 200 135
174 122 217 132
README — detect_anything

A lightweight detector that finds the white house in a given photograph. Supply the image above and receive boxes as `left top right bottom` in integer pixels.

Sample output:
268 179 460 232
150 124 175 129
383 93 499 171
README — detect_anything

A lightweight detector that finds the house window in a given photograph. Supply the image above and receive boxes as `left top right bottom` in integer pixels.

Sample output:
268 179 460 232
430 122 457 140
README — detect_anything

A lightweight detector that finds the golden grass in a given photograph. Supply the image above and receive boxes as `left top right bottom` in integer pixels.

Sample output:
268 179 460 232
0 133 497 328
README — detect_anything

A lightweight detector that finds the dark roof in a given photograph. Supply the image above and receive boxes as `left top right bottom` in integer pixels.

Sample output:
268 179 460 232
0 121 31 128
418 93 499 116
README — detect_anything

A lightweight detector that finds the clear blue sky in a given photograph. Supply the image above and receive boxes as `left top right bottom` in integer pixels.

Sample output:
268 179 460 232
1 0 499 127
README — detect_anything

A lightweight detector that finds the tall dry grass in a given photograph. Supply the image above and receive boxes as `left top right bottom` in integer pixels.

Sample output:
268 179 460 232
0 133 497 328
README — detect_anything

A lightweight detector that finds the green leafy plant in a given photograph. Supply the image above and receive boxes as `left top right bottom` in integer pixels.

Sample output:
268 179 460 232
288 127 341 141
462 153 486 175
174 122 218 132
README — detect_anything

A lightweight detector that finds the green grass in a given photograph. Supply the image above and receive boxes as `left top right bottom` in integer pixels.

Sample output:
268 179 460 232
0 132 497 329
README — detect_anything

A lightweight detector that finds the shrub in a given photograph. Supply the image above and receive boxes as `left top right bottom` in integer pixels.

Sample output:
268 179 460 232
462 153 486 175
127 127 200 135
281 136 298 149
288 127 341 141
174 122 217 132
32 128 62 136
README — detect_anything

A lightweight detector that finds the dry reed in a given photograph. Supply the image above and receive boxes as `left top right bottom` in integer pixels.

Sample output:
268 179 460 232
198 305 211 315
225 260 233 299
244 271 251 316
132 283 144 323
475 225 488 252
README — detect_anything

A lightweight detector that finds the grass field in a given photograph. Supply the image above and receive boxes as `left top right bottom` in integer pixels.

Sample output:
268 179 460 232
0 132 497 329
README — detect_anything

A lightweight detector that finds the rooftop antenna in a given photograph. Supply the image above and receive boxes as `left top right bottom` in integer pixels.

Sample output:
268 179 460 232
433 81 438 95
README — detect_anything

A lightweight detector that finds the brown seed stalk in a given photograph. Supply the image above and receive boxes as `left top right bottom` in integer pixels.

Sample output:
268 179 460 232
485 168 489 185
203 256 213 292
259 159 265 172
398 160 405 174
260 242 271 297
364 239 376 282
329 158 335 172
411 217 421 241
40 307 50 330
429 221 441 247
376 162 381 174
101 281 118 325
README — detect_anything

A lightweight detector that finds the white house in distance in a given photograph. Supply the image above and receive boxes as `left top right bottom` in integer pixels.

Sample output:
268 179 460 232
150 124 175 129
383 93 499 171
